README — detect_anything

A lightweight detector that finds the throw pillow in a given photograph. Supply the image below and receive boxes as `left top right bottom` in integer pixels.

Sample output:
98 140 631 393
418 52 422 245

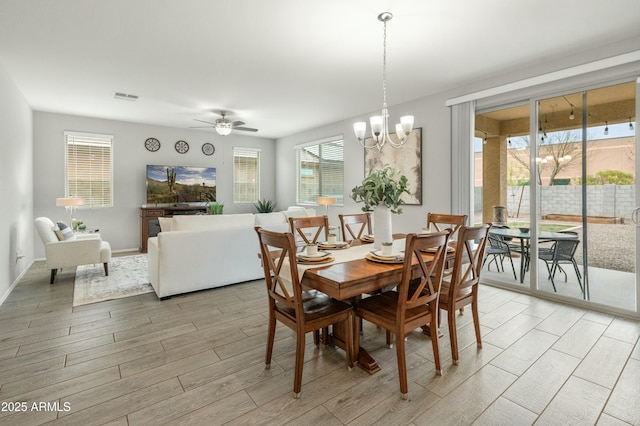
53 223 76 241
53 227 65 241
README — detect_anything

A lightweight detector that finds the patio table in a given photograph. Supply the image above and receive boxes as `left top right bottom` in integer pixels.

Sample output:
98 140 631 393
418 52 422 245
488 227 579 283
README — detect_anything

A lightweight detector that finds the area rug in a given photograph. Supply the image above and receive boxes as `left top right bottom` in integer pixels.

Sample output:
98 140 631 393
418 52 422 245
73 254 153 307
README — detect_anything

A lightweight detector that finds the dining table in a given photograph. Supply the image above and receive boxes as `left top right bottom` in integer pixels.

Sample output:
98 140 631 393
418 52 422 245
284 235 447 374
488 227 579 283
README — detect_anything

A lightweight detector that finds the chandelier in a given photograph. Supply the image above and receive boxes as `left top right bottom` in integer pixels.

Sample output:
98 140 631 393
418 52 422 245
353 12 414 150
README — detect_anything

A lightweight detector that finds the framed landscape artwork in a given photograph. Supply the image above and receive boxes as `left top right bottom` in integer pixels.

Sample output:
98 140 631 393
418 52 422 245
364 127 422 205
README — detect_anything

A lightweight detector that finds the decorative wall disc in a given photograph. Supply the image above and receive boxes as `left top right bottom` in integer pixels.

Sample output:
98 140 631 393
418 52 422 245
175 140 189 154
202 143 215 156
144 137 160 152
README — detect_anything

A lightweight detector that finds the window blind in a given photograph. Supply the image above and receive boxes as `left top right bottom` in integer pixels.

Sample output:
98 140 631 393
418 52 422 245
64 132 113 208
233 147 260 203
296 138 344 204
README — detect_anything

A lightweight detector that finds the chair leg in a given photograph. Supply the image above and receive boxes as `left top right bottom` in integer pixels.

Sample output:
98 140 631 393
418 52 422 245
386 330 393 348
430 310 442 376
572 260 584 296
507 255 517 280
547 262 557 292
472 296 482 349
448 308 459 365
395 331 408 400
103 262 109 276
265 313 276 369
50 269 57 284
293 329 306 399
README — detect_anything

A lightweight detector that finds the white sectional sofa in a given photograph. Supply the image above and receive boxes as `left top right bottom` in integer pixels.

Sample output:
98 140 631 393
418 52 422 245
147 208 314 298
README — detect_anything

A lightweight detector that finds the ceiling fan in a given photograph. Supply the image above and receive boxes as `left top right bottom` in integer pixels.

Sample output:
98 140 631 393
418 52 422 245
191 111 258 136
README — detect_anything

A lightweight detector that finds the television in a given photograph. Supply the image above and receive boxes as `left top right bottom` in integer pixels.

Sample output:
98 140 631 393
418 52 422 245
146 165 216 204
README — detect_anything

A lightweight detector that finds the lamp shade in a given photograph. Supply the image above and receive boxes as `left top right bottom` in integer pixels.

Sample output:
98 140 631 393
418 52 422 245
317 197 336 205
56 197 84 207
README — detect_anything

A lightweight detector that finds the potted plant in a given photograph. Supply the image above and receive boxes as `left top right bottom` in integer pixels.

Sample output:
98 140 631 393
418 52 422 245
351 165 410 248
254 198 278 213
209 201 224 215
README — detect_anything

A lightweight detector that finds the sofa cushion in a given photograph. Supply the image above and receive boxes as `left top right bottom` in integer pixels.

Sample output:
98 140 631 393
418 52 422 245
254 212 287 226
158 217 172 232
171 214 255 232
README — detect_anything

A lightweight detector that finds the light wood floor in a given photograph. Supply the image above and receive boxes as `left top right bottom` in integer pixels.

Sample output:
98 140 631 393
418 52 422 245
1 258 639 426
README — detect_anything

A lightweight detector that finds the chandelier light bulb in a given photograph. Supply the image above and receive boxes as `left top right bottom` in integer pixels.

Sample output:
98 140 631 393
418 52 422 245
569 109 575 120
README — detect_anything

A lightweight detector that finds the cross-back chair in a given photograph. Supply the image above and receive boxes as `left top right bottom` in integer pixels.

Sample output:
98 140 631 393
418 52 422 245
339 213 372 242
438 224 491 365
288 215 329 245
426 213 468 240
355 231 451 399
254 226 353 398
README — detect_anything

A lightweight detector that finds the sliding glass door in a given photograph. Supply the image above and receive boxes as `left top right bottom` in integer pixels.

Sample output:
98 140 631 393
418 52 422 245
534 82 637 312
477 79 638 314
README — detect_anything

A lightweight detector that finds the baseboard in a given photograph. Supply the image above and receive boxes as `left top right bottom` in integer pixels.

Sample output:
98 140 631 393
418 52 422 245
0 259 34 306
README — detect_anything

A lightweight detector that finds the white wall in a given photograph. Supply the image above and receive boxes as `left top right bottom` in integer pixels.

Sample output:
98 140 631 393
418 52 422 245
33 112 275 258
275 91 453 236
0 63 33 303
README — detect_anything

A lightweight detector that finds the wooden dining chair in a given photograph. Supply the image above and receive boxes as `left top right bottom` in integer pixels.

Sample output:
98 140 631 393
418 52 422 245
339 213 372 242
354 231 451 400
288 215 329 245
438 224 490 365
254 226 353 398
426 212 468 240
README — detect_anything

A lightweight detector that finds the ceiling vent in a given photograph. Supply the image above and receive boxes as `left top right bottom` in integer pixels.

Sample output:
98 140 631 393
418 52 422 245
114 92 138 101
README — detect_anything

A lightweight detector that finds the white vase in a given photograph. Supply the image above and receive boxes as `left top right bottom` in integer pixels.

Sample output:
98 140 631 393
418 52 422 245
373 205 392 249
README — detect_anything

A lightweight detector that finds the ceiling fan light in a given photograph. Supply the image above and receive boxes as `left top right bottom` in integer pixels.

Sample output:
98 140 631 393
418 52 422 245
215 122 233 136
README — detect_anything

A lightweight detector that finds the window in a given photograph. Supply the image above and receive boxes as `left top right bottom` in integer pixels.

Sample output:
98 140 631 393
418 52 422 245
233 147 260 203
296 136 344 204
64 131 113 207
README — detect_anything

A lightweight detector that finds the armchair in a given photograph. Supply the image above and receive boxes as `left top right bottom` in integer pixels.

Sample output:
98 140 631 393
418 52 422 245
35 217 111 284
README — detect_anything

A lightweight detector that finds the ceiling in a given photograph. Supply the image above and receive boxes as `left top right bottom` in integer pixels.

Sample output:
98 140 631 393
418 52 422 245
1 0 639 139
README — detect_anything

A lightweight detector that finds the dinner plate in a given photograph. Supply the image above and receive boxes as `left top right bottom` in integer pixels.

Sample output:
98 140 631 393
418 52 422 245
370 250 404 261
361 235 375 243
318 241 349 249
421 246 455 254
298 251 330 260
364 252 403 264
297 255 335 264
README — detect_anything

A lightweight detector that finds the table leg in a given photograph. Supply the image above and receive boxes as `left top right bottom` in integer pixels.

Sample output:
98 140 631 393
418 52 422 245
421 325 444 338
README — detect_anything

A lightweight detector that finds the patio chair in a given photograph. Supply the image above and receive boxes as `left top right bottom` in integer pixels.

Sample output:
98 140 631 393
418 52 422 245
483 232 517 280
538 237 584 297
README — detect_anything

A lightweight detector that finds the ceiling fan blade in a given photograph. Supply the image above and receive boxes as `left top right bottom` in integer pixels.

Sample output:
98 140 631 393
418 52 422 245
232 120 245 126
235 126 259 132
190 125 215 128
194 118 216 125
